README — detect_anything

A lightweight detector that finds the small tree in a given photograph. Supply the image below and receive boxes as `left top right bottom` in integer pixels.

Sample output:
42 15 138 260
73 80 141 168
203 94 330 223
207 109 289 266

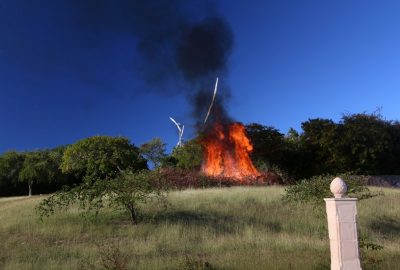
18 152 48 196
139 138 167 168
37 136 158 224
107 170 166 224
37 170 166 225
172 139 202 170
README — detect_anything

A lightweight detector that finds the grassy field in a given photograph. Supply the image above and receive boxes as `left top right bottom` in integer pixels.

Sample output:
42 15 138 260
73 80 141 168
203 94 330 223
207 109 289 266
0 186 399 270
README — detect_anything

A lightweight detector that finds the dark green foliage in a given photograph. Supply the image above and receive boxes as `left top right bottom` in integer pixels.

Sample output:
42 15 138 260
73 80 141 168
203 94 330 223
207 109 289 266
160 155 179 168
0 148 80 196
247 112 400 180
0 151 25 195
296 113 400 178
336 113 399 174
300 118 338 176
246 123 285 168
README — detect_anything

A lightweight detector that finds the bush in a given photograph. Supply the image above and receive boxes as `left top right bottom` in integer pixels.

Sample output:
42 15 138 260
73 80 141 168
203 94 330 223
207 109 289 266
283 174 376 205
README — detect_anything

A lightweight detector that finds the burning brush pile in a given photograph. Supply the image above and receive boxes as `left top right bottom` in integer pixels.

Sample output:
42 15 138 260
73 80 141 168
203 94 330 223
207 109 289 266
164 79 283 188
198 109 281 186
191 76 280 185
201 122 260 182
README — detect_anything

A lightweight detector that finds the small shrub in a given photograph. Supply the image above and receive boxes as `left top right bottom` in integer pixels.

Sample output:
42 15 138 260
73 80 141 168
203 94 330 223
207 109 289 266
359 236 384 251
78 242 129 270
176 255 216 270
283 174 376 205
359 234 384 268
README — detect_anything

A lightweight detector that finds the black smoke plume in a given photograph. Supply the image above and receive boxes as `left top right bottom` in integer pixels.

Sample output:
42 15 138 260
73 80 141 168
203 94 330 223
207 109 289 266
1 0 234 123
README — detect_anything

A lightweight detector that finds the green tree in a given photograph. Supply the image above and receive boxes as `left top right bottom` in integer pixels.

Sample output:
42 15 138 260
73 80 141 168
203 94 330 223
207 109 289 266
171 139 202 170
37 170 166 225
300 118 339 176
107 170 166 224
384 121 400 174
245 123 285 170
0 151 25 195
140 138 167 168
36 136 159 225
335 113 393 174
61 136 147 183
0 151 25 181
279 128 308 181
18 151 49 196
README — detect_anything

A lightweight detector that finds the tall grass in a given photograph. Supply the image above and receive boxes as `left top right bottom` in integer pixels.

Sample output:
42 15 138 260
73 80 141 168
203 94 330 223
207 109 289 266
0 187 399 269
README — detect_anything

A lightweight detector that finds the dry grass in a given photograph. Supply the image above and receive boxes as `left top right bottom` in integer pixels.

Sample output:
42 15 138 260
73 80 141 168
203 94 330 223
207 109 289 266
0 186 399 269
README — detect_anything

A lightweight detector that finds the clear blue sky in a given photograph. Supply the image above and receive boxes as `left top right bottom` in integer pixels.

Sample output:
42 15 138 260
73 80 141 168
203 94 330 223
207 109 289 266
1 1 400 154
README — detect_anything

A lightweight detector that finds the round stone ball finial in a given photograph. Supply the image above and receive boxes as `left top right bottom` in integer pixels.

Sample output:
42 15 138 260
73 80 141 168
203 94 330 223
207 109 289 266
330 177 347 198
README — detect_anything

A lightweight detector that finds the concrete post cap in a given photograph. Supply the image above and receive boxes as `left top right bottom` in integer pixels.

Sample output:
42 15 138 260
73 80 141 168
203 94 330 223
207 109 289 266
330 177 347 198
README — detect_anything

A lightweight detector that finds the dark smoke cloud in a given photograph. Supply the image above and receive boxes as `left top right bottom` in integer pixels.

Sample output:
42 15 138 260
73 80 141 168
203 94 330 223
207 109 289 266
1 0 234 122
176 17 234 82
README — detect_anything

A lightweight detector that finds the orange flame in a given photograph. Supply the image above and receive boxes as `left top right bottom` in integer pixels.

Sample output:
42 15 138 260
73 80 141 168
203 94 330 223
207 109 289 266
201 122 260 181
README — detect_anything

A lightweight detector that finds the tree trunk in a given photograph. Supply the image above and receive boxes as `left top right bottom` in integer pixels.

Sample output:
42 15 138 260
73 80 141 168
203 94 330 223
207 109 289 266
128 204 138 225
28 182 32 197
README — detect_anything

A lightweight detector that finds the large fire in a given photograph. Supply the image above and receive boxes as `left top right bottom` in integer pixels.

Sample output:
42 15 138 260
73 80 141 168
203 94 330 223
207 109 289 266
201 122 260 181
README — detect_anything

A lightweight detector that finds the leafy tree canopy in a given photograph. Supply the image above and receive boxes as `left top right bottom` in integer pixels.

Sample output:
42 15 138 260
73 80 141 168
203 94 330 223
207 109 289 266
140 137 167 168
61 136 147 183
0 151 25 184
18 151 50 196
171 139 202 170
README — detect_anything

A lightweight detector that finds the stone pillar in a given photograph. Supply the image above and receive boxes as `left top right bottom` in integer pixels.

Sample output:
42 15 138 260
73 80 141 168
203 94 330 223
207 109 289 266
324 177 362 270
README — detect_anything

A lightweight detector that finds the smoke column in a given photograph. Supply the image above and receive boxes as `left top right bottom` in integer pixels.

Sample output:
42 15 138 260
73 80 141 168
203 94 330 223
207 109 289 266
74 0 235 123
1 0 234 124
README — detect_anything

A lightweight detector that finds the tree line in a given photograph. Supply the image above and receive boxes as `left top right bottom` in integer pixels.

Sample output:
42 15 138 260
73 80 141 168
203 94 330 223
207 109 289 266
1 112 400 197
246 112 400 180
0 137 148 197
0 147 78 197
